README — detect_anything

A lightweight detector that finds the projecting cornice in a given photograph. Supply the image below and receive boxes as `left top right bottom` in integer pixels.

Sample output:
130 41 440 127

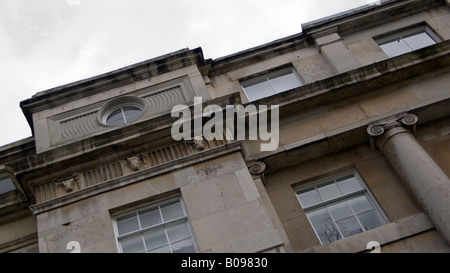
247 39 450 173
252 40 450 114
8 39 450 182
11 40 450 175
302 0 445 39
208 33 308 77
19 47 206 133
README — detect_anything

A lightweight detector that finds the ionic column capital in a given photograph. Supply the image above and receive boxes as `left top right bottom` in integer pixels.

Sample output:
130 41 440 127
367 113 418 150
247 161 266 184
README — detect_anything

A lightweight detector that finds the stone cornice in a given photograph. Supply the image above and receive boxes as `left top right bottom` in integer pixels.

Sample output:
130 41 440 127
259 98 449 175
9 93 241 178
250 39 450 173
209 0 446 75
302 0 444 39
208 33 308 77
253 40 450 118
7 39 450 200
20 48 205 132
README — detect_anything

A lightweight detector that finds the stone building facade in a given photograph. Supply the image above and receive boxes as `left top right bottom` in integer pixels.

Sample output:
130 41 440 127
1 0 450 253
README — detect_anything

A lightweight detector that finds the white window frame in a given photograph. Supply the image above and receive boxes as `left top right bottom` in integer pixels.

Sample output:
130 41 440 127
98 96 147 127
241 66 303 101
295 170 388 245
112 197 198 253
375 24 441 58
103 103 144 126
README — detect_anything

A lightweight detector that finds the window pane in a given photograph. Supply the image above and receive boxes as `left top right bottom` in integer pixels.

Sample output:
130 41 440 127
115 198 197 253
336 174 362 195
348 195 374 215
243 81 275 101
143 228 168 252
161 201 184 222
167 222 195 253
297 172 388 245
315 223 342 245
120 235 145 253
380 39 412 58
297 189 322 208
0 177 15 194
172 239 196 253
327 201 353 221
139 208 162 229
307 208 333 228
404 32 435 51
123 106 142 124
266 68 292 79
106 108 125 126
317 181 342 201
148 245 171 253
116 214 140 235
357 210 383 231
167 222 191 243
336 216 363 238
269 72 302 93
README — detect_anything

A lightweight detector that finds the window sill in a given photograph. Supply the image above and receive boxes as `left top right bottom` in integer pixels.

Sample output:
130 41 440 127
301 213 433 253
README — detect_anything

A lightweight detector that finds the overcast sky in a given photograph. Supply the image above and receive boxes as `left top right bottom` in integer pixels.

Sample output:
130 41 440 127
0 0 378 147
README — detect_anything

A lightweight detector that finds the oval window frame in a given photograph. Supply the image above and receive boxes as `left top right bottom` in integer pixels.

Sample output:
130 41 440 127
98 96 147 127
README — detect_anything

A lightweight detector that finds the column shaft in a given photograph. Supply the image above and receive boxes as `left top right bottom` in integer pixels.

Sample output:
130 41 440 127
378 126 450 244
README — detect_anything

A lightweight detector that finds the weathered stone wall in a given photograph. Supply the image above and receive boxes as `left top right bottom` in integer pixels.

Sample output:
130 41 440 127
345 5 450 66
266 117 450 253
35 152 286 253
3 0 450 253
31 64 209 153
209 47 336 104
0 215 38 253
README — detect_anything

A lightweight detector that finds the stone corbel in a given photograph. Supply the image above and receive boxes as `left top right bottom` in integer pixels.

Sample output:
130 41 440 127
126 153 148 171
367 112 418 150
57 176 79 193
247 161 266 185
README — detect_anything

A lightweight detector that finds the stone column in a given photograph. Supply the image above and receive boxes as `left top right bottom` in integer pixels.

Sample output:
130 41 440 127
368 113 450 244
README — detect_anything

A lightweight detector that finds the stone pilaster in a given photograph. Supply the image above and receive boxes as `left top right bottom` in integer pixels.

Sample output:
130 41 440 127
368 113 450 245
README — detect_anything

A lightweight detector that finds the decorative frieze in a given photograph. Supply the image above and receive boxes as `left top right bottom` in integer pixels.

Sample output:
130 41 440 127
126 153 148 171
82 162 124 187
34 136 230 204
48 78 194 147
57 177 79 193
186 138 205 151
142 86 187 114
60 111 99 139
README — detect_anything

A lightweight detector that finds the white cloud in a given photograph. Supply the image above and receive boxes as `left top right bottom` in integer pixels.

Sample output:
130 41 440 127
0 0 370 146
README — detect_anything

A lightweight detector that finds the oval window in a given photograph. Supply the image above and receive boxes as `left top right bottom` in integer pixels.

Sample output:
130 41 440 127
105 105 143 126
99 96 146 127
